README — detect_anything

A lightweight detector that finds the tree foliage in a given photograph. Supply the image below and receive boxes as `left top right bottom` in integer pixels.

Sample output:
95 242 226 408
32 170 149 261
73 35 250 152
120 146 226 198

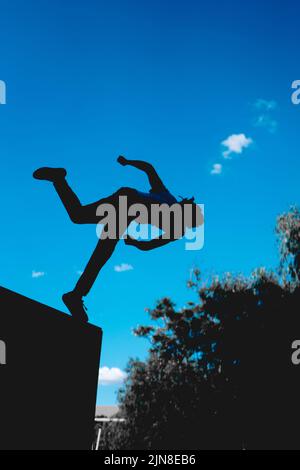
100 208 300 450
276 206 300 282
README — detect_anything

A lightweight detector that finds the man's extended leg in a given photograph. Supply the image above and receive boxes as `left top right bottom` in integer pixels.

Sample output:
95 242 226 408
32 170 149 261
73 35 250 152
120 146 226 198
62 238 119 322
33 167 100 224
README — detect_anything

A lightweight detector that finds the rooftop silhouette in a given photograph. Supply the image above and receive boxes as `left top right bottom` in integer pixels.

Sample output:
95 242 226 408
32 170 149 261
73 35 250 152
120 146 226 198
0 286 102 450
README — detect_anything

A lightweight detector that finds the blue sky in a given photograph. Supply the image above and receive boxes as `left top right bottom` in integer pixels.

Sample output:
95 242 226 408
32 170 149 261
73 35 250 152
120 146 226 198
0 0 299 404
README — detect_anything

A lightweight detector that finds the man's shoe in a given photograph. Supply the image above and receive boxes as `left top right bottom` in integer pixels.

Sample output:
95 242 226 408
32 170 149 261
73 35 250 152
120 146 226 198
33 167 67 182
62 291 89 323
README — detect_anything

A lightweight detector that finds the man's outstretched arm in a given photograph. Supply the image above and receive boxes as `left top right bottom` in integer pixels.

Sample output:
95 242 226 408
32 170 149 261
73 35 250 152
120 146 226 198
117 156 167 192
124 234 176 251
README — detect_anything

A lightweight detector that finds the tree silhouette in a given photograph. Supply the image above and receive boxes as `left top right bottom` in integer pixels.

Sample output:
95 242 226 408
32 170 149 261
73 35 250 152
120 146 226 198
276 206 300 283
100 207 300 450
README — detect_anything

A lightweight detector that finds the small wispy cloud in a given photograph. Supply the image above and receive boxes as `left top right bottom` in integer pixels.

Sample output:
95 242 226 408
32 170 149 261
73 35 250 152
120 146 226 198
114 263 133 273
222 133 253 159
32 270 45 279
210 163 222 175
98 367 127 385
76 270 83 276
254 99 277 111
254 114 278 133
253 99 278 133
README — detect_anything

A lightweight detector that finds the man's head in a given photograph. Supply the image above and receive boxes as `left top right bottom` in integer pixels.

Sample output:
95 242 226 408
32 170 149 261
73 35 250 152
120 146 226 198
179 197 203 229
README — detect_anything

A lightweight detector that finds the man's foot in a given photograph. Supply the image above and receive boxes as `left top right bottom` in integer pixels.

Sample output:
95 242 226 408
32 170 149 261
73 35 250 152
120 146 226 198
33 167 67 182
62 291 89 323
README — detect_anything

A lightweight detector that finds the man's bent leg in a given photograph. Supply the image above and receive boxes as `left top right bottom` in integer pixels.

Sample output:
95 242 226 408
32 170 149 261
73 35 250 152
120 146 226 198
62 238 119 321
74 238 119 296
53 179 102 224
53 178 82 221
54 182 133 225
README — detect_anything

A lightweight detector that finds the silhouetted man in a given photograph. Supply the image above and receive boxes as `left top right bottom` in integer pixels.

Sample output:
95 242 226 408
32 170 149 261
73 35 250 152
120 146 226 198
33 157 202 322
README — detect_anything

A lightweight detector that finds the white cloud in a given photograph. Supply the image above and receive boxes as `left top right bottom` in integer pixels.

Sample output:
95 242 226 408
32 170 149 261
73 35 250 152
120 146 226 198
210 163 222 175
76 270 83 276
222 133 253 159
114 263 133 273
98 367 127 386
32 270 45 278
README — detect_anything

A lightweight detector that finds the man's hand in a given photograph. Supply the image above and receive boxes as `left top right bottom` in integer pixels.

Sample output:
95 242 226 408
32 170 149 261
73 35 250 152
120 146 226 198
124 234 175 251
117 155 128 166
124 235 139 246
